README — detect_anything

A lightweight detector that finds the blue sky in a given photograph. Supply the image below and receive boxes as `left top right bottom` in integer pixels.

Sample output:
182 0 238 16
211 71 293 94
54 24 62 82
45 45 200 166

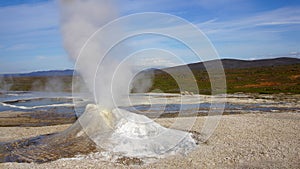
0 0 299 73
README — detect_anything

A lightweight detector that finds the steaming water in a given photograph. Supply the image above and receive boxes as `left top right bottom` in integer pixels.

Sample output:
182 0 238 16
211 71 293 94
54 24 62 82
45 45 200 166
121 94 300 118
0 91 81 112
1 92 298 116
1 91 299 163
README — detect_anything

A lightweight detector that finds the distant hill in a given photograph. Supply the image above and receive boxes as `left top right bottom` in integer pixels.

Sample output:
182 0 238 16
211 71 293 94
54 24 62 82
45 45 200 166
1 57 300 94
1 69 74 77
163 57 300 72
146 57 300 94
2 57 299 77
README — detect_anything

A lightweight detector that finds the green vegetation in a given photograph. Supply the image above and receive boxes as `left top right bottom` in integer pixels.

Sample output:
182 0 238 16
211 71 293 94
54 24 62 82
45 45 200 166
0 76 72 92
1 64 300 94
149 64 300 94
224 64 300 94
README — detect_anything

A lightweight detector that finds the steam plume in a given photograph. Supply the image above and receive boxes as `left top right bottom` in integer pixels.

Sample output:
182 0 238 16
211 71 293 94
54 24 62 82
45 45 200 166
0 76 13 91
59 0 134 110
58 1 196 160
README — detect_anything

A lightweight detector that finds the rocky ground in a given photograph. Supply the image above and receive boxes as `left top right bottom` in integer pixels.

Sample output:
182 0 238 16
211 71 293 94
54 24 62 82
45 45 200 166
0 112 299 168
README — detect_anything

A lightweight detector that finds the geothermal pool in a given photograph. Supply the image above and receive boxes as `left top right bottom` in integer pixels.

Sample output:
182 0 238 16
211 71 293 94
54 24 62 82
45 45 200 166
0 91 299 120
0 91 299 163
0 91 74 112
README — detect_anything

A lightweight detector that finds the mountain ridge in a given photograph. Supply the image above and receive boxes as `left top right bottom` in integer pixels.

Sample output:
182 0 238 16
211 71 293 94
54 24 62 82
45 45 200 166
1 57 300 77
163 57 300 72
1 69 74 77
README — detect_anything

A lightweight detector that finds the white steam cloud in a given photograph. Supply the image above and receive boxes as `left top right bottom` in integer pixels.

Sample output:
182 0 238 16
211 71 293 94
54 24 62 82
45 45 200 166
0 76 13 91
58 1 197 160
59 0 145 110
59 0 118 59
31 78 67 92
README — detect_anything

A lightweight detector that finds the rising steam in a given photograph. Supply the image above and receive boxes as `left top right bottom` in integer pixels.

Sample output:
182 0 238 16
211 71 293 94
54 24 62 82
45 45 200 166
59 0 196 160
59 0 135 110
60 0 117 108
0 76 13 91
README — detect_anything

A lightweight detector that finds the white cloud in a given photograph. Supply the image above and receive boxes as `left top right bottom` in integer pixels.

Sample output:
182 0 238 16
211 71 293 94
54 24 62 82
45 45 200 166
0 1 60 52
36 55 47 60
0 1 59 34
192 0 248 9
198 7 300 35
6 44 36 51
119 6 300 55
116 0 194 14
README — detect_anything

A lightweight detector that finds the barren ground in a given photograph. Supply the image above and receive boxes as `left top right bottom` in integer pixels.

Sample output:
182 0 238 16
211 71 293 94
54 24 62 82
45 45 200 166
1 112 299 169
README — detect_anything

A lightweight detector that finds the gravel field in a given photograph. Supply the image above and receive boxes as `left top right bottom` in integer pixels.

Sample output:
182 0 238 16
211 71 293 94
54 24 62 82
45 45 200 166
1 112 299 168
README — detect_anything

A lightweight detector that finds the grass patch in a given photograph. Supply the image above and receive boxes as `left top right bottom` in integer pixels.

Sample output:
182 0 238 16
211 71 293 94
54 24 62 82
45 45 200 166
148 64 300 94
1 64 300 94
